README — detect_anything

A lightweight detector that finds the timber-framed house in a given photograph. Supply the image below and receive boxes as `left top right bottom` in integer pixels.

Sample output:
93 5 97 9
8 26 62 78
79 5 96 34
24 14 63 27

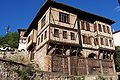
23 0 116 77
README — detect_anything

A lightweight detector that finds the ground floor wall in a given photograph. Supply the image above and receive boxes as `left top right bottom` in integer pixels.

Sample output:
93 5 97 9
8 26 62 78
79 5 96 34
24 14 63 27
0 57 118 80
34 44 52 72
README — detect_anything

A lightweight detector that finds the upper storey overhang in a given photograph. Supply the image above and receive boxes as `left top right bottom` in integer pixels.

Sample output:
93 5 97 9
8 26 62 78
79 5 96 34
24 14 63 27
24 0 115 36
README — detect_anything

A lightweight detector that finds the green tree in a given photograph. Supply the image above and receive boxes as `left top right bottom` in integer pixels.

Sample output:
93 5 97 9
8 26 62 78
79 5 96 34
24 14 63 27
0 32 19 48
115 46 120 72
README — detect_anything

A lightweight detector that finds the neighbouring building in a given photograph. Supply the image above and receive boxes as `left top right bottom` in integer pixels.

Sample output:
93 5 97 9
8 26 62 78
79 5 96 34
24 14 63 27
23 0 116 78
113 30 120 46
18 28 27 52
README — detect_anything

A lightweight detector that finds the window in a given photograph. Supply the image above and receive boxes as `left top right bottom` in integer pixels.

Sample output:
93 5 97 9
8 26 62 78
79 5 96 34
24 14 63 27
59 12 69 23
38 38 40 45
41 34 43 42
109 40 113 47
41 15 46 29
70 32 75 40
81 21 85 30
107 26 110 34
44 31 47 39
103 25 106 33
82 35 91 45
63 31 67 39
94 38 99 45
94 24 97 32
54 29 59 38
86 22 90 31
88 37 91 45
98 24 102 32
83 35 87 44
105 38 108 46
100 38 104 45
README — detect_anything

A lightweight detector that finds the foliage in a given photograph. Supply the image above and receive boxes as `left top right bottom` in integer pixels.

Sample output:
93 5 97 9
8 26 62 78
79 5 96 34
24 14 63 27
96 76 108 80
15 65 33 80
0 32 19 48
115 46 120 72
74 76 85 80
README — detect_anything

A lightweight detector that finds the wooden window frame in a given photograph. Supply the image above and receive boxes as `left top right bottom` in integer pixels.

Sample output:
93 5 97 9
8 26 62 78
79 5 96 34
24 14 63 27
94 38 99 45
86 22 90 31
94 24 97 32
98 24 102 32
41 15 46 29
38 37 40 45
44 31 47 39
109 40 113 47
70 32 75 40
103 25 106 33
107 26 110 34
105 38 109 46
63 31 67 39
59 12 70 23
81 21 85 30
54 29 59 38
100 38 104 45
41 34 43 42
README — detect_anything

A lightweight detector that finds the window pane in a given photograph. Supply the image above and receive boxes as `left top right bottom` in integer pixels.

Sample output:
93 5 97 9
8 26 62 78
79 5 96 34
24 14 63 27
59 12 69 23
71 32 75 40
100 38 104 45
41 34 43 42
63 31 67 39
86 22 90 31
98 24 102 32
44 31 47 39
41 15 46 29
94 24 97 32
54 29 59 37
81 21 85 30
103 25 106 33
38 38 40 45
107 26 110 34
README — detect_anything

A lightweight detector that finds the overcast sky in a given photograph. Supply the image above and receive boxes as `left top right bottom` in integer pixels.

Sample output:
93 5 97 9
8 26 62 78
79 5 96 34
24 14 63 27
0 0 119 35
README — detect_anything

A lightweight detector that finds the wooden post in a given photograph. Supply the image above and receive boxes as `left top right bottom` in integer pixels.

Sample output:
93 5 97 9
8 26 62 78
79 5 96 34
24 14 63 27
86 58 89 75
54 45 57 55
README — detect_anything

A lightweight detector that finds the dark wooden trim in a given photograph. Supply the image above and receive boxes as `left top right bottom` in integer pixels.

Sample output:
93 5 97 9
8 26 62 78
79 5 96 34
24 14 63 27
37 24 49 37
49 23 77 31
82 47 98 51
49 40 80 48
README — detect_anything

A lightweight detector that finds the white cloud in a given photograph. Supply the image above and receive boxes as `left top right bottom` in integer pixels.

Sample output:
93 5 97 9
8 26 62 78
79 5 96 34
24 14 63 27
114 6 120 12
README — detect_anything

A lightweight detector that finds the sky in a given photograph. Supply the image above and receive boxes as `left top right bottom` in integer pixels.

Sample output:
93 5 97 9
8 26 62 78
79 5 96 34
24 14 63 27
0 0 120 35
